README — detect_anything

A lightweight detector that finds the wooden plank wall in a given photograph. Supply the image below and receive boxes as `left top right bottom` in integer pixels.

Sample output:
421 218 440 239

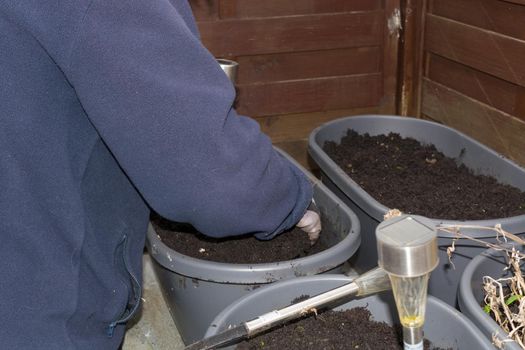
189 0 401 168
416 0 525 166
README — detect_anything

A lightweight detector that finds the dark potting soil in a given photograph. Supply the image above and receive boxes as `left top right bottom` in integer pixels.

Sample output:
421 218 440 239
323 130 525 220
236 307 450 350
151 214 328 264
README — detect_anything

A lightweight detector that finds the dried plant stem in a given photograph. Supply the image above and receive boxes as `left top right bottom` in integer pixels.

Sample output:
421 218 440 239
438 224 525 261
438 224 525 349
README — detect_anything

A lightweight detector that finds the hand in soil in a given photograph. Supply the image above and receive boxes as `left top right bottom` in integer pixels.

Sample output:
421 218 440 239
296 210 322 244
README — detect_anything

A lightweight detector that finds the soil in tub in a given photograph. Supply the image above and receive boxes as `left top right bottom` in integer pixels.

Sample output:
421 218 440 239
236 306 450 350
323 131 525 220
151 214 328 264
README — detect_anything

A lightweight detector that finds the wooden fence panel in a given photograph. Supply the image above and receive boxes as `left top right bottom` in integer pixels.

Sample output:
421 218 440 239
237 73 382 117
255 107 379 144
430 0 525 40
219 0 382 18
427 55 525 121
422 79 525 166
417 0 525 166
188 0 400 169
425 14 525 87
236 47 380 84
197 12 383 57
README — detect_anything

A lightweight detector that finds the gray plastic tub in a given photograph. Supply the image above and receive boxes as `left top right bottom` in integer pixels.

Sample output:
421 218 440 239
205 275 494 349
146 150 361 344
459 248 523 349
308 114 525 307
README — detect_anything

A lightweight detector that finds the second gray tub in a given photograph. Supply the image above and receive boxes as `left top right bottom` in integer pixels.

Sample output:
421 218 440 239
308 114 525 307
459 248 523 349
205 275 494 349
147 149 361 344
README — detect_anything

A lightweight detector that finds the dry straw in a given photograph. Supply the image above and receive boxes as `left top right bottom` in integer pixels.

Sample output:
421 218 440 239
439 224 525 349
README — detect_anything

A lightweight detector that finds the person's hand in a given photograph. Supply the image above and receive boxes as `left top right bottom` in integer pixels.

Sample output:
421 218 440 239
296 210 321 244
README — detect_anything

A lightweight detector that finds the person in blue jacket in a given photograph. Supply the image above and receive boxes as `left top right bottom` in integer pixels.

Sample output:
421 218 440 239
0 1 321 349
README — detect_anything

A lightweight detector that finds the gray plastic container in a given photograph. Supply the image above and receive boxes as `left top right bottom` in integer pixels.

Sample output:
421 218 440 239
308 114 525 306
459 248 523 349
146 150 361 344
205 275 494 349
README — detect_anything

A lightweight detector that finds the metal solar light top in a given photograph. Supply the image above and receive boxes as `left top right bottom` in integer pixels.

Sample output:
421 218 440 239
376 215 438 277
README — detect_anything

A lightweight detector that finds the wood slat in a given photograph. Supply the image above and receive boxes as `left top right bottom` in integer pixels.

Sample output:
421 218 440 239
425 14 525 87
219 0 382 19
255 107 379 143
189 0 219 21
427 54 525 121
197 11 383 57
398 0 427 116
236 73 382 117
430 0 525 41
236 47 381 84
500 0 525 6
421 79 525 166
380 0 401 114
398 6 414 115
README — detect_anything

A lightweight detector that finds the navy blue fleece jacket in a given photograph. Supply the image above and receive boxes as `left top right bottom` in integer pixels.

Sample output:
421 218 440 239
0 1 312 349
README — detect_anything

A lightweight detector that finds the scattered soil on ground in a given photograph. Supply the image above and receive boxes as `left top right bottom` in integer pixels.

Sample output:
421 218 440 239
323 130 525 220
151 214 328 264
236 306 450 350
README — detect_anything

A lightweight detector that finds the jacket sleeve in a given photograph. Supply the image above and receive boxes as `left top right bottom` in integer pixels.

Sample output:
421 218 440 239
67 0 313 239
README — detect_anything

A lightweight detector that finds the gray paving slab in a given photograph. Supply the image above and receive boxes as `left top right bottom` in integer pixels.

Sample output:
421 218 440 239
122 253 185 350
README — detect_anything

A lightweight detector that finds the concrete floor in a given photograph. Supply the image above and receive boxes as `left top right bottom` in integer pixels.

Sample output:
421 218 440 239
121 253 185 350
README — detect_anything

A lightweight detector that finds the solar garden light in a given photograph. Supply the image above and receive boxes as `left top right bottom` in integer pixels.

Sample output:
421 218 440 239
377 215 438 350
